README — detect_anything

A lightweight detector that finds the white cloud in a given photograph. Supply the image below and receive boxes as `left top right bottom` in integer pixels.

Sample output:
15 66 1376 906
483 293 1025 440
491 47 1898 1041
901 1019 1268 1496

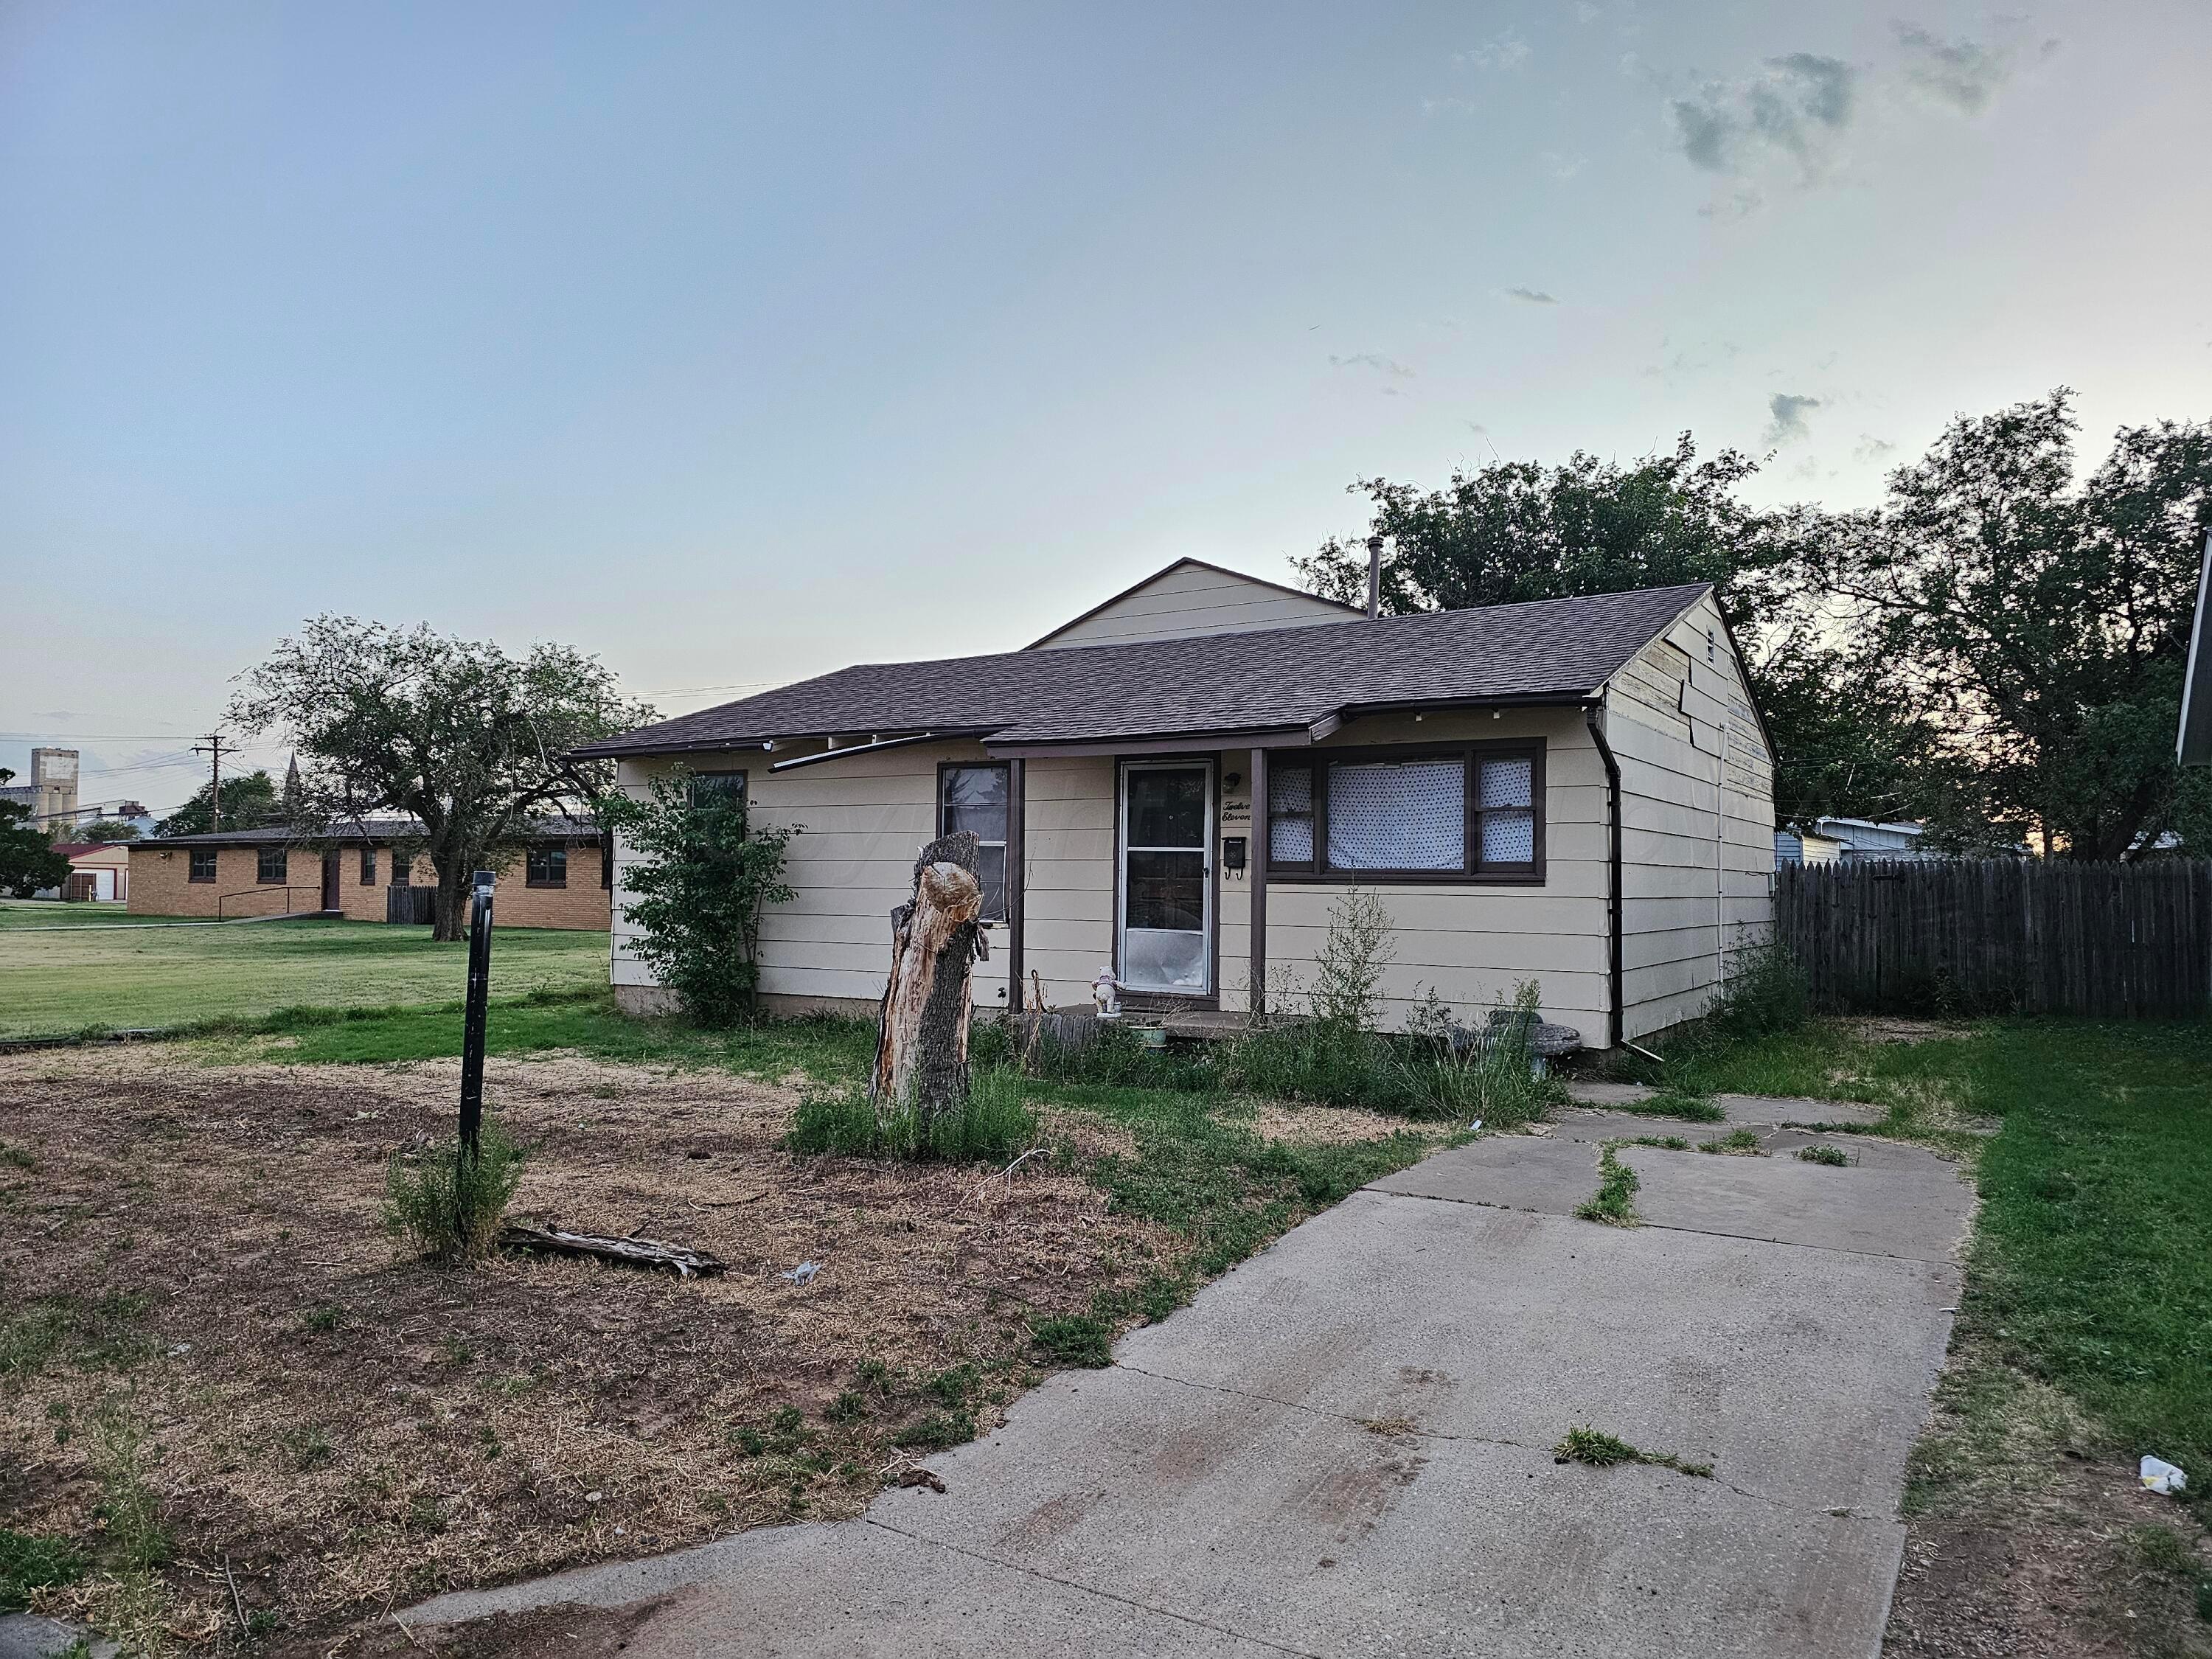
1894 22 2018 116
1504 287 1559 305
1670 52 1857 185
1853 434 1898 464
1764 392 1823 445
1329 352 1416 378
1455 30 1531 72
1540 150 1587 180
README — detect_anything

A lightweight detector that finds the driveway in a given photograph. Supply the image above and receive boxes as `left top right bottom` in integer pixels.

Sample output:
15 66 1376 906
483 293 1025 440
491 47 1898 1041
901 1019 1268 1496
402 1091 1975 1658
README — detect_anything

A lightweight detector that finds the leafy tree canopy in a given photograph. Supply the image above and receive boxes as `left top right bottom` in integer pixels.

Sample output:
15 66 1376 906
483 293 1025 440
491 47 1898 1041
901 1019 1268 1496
1294 391 2211 858
156 769 279 838
77 820 142 843
229 619 653 939
1811 390 2211 858
0 768 72 897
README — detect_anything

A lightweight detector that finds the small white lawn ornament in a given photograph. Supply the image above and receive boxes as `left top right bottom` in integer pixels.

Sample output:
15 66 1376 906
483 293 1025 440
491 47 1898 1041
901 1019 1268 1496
1093 967 1121 1020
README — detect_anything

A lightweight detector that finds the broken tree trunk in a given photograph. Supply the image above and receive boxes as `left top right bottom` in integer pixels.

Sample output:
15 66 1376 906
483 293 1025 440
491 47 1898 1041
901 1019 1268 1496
872 830 990 1129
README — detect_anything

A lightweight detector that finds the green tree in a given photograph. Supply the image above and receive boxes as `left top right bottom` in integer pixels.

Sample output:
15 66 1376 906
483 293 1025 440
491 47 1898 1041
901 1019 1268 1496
156 769 279 837
601 772 796 1027
1813 390 2212 859
229 619 653 940
1293 437 1916 827
77 820 142 844
0 770 71 897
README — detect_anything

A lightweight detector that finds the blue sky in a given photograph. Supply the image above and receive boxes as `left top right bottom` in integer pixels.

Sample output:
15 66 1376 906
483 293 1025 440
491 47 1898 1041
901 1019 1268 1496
4 1 2206 818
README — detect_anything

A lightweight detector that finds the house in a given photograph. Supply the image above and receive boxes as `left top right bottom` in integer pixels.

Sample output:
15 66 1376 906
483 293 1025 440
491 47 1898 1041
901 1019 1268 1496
127 817 611 928
1773 827 1846 866
35 842 132 902
577 563 1777 1050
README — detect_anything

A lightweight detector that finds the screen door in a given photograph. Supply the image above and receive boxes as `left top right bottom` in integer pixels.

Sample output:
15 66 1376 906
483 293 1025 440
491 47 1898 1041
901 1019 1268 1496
1119 762 1212 995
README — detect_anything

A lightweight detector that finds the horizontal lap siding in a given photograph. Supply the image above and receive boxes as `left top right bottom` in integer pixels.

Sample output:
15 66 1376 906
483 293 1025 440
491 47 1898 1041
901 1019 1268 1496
612 746 1116 1013
1607 595 1775 1040
1037 564 1356 649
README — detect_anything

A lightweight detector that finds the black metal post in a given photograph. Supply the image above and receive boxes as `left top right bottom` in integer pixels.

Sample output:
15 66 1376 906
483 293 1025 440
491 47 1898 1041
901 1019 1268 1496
457 869 495 1159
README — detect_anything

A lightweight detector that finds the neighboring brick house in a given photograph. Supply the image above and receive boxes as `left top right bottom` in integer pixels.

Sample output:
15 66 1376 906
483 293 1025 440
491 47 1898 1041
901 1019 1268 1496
127 816 611 929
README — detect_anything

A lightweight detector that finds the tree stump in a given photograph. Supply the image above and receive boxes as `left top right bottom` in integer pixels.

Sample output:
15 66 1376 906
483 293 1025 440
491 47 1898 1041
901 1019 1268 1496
872 831 990 1127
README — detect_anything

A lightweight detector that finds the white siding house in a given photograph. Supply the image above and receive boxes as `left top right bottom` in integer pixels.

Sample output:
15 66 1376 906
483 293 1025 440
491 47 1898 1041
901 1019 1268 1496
589 566 1777 1051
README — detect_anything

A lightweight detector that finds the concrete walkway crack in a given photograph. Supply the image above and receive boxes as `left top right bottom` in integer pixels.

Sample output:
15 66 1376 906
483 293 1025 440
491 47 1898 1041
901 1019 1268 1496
1365 1183 1954 1265
860 1515 1327 1659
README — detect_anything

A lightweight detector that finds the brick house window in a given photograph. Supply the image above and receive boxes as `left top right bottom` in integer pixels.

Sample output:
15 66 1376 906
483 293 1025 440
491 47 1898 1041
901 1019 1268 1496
360 846 377 885
526 846 568 888
257 848 288 884
390 855 409 887
189 849 218 883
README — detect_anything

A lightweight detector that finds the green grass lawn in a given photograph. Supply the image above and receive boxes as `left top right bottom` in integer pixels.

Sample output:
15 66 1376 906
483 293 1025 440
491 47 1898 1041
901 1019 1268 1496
0 900 187 930
0 918 610 1039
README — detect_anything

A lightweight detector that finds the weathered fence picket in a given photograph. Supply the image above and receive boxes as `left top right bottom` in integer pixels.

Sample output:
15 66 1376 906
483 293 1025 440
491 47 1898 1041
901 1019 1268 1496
1775 858 2212 1018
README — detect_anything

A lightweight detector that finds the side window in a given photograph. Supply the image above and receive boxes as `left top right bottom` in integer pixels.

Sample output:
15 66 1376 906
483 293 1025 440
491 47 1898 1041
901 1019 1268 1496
257 847 288 884
360 847 377 886
189 849 218 883
938 764 1009 922
689 771 747 808
389 854 410 887
526 846 568 888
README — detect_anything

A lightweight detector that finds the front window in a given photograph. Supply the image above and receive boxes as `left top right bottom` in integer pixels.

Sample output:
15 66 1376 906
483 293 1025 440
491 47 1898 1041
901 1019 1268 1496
526 846 568 888
390 855 409 887
1267 745 1543 880
257 847 288 884
189 849 218 883
939 764 1009 922
359 847 377 886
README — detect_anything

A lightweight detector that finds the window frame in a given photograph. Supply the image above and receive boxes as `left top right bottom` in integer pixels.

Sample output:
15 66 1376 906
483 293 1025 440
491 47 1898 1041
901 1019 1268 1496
526 845 569 889
936 760 1010 924
1265 740 1546 886
188 849 218 883
359 846 377 886
256 846 288 885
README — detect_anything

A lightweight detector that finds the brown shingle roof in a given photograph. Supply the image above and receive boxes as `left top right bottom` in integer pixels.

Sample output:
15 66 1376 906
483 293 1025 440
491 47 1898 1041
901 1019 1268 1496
573 583 1714 757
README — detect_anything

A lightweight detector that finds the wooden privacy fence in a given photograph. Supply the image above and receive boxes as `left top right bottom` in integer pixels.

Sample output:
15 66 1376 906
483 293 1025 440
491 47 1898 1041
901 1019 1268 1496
1776 858 2212 1018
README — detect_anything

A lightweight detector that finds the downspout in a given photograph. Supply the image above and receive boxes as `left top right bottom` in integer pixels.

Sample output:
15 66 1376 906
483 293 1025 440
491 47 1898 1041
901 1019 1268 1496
1584 699 1624 1051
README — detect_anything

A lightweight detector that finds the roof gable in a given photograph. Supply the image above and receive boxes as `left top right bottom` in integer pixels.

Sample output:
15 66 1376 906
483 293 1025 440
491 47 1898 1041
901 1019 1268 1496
1026 558 1360 650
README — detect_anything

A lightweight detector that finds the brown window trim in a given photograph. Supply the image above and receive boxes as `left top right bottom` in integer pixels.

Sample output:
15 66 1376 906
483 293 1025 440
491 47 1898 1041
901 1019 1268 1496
188 849 218 883
359 846 378 886
1265 739 1546 886
525 845 570 889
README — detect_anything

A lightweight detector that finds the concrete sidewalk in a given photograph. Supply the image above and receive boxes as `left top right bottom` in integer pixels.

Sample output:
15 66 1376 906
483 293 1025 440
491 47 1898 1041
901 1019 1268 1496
403 1099 1975 1658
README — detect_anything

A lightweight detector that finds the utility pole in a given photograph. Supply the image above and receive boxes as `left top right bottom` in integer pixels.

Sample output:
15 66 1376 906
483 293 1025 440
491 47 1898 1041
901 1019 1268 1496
192 734 229 830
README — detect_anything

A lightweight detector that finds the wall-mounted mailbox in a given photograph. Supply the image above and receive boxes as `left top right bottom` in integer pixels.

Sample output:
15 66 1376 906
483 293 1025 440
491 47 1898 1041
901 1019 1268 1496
1222 835 1248 873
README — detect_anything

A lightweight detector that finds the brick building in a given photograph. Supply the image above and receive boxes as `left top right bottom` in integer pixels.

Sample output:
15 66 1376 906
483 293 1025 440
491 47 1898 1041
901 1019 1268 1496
127 816 610 929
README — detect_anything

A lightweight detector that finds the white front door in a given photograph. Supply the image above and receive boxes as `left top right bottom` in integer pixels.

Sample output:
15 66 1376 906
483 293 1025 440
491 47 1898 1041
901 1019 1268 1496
1119 761 1213 995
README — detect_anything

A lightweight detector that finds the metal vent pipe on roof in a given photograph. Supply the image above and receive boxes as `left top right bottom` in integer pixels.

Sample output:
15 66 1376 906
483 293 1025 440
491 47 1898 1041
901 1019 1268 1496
1366 533 1384 619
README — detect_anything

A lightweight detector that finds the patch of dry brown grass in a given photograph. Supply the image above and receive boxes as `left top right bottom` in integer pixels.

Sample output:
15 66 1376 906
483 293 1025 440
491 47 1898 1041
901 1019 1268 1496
0 1045 1181 1653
